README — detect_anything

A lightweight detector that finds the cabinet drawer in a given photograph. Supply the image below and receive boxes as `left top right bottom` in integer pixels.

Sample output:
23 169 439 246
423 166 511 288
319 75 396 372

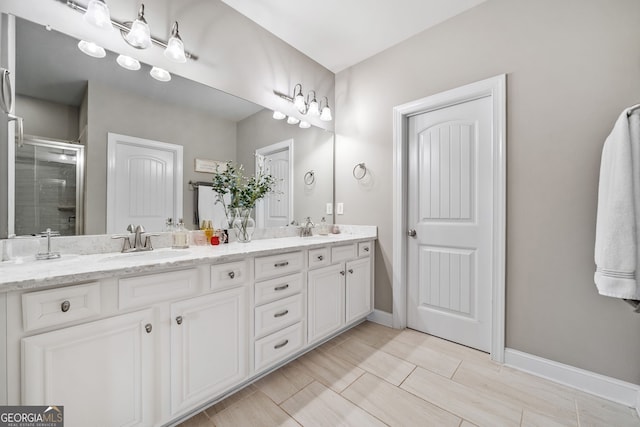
211 260 249 291
254 322 304 372
22 282 101 332
358 241 373 257
255 273 303 306
254 251 303 280
308 247 330 269
331 244 356 263
119 269 198 310
255 294 303 338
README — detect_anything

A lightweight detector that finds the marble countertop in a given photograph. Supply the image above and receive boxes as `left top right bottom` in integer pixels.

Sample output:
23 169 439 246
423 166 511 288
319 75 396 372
0 231 376 292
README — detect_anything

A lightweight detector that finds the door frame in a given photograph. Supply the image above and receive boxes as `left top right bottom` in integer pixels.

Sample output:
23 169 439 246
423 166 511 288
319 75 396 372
392 75 506 362
255 138 294 228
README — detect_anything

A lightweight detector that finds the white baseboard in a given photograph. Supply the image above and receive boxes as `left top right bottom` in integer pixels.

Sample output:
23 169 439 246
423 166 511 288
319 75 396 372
367 309 393 327
504 348 640 409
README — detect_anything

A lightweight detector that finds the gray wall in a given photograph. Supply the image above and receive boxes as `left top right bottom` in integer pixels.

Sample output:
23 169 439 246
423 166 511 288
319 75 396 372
86 81 237 234
16 95 79 141
335 0 640 382
237 109 334 224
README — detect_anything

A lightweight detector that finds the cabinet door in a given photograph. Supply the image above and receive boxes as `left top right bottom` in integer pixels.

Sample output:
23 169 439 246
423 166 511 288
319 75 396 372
345 258 372 324
22 309 154 427
307 263 345 345
170 287 248 415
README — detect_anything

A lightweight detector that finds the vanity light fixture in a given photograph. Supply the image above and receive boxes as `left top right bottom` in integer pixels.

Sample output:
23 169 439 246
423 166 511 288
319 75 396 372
83 0 113 31
272 111 287 120
320 97 332 122
293 84 306 113
124 4 152 49
150 66 171 82
77 40 106 58
274 84 332 121
164 22 187 63
287 116 300 125
116 54 141 71
306 91 320 116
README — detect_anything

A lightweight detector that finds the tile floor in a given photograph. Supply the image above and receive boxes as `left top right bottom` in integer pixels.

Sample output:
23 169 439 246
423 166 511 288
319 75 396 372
178 321 640 427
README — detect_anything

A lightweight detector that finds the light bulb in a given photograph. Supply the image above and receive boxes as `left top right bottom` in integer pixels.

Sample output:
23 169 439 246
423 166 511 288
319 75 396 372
273 111 286 120
150 67 171 82
77 40 106 58
116 55 141 71
83 0 113 31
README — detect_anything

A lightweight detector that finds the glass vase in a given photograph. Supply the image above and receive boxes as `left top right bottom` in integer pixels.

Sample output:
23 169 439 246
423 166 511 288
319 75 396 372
232 208 255 243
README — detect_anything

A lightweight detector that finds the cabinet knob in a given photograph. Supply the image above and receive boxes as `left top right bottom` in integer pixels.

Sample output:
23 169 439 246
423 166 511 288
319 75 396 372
60 300 71 313
274 309 289 318
317 255 324 261
145 323 152 333
228 271 235 279
274 284 289 291
176 316 183 325
348 269 354 274
340 271 346 276
364 246 370 252
274 339 289 350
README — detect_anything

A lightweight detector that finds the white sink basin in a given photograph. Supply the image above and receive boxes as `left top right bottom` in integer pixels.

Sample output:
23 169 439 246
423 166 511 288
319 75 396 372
1 254 79 266
98 249 190 263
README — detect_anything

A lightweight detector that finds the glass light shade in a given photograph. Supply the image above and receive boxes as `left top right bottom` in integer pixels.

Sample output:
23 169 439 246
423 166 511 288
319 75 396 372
164 36 187 63
125 19 151 49
116 54 141 71
150 67 171 82
77 40 106 58
307 99 320 116
293 94 306 113
83 0 113 31
272 111 286 120
320 106 333 121
287 116 300 125
299 120 311 129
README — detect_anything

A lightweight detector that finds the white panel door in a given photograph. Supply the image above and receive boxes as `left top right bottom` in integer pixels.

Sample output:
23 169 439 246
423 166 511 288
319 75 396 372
107 133 183 233
22 309 154 427
170 287 248 416
407 96 493 352
256 140 293 227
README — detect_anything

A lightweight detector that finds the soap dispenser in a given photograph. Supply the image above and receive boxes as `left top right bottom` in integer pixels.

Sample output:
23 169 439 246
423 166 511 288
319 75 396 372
319 217 329 235
172 218 189 249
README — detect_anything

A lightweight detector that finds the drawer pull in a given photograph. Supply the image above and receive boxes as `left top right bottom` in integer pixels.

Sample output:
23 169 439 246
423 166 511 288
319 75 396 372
316 255 324 261
176 316 183 325
340 270 346 276
274 261 289 268
274 339 289 350
228 271 235 279
274 309 289 318
348 269 354 274
274 284 289 291
60 300 71 313
145 323 153 334
364 246 370 252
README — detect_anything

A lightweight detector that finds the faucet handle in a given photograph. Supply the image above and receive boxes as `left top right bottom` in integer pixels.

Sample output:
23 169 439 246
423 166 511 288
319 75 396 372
112 234 132 251
38 228 60 237
127 224 136 233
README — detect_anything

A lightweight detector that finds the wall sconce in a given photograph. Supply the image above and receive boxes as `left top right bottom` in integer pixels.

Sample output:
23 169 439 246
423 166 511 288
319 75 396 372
274 84 333 122
64 0 198 83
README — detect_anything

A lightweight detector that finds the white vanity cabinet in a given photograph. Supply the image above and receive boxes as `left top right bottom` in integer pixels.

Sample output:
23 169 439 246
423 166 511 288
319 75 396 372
22 309 155 427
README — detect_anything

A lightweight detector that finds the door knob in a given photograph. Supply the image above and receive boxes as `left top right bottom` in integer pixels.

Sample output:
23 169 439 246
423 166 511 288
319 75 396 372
408 229 417 237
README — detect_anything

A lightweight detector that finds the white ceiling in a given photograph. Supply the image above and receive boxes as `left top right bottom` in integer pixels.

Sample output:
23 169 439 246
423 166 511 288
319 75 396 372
221 0 487 73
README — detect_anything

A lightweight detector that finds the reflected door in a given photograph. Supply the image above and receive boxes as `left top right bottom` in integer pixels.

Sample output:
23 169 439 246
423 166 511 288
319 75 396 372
256 139 293 228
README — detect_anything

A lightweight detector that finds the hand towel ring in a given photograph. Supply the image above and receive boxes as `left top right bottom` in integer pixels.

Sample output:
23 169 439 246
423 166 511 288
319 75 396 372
353 163 367 180
304 170 315 185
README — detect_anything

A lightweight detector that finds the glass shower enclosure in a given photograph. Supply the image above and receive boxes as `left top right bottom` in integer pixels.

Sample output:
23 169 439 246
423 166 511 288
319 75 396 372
14 136 85 236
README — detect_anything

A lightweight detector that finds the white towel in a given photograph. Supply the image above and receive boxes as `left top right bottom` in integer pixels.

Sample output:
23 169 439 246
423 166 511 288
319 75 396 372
594 106 640 299
197 186 230 230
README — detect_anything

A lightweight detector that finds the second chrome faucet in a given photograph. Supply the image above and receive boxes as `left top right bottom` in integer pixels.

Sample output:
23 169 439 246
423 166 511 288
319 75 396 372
112 224 159 252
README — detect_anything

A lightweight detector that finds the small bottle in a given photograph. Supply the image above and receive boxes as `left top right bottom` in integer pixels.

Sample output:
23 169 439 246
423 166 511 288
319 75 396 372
165 218 174 232
319 217 329 235
172 218 189 249
203 220 214 242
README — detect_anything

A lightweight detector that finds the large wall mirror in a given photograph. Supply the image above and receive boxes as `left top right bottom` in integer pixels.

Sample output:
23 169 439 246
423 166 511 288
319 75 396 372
6 16 334 236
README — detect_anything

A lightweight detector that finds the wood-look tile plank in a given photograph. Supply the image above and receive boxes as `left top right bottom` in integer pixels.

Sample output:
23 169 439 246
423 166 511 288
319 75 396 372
377 335 462 378
254 359 314 404
177 412 214 427
280 381 386 427
341 372 461 426
204 384 258 417
521 409 576 427
453 361 578 425
575 392 640 427
328 337 415 386
297 347 365 392
460 421 479 427
210 390 300 427
401 366 522 427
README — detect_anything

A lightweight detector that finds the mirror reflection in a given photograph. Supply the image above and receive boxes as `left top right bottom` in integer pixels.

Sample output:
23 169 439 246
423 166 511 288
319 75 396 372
10 16 334 236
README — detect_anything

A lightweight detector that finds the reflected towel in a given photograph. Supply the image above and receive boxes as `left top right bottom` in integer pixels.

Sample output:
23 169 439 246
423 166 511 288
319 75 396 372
594 106 640 299
196 185 230 231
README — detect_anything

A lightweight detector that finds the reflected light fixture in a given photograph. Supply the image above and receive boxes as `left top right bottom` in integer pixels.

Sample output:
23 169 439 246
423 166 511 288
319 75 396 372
83 0 113 31
287 116 300 125
150 66 171 82
293 84 306 113
116 54 141 70
124 4 152 49
299 120 311 129
306 91 319 116
77 40 106 58
273 111 286 120
320 97 332 122
164 22 187 63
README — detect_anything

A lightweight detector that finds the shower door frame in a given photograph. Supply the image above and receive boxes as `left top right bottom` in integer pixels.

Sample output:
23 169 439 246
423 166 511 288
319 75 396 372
17 135 85 235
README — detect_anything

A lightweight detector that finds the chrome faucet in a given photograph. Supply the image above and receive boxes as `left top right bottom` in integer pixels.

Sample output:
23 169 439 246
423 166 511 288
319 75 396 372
36 228 61 260
301 217 315 237
112 224 158 252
